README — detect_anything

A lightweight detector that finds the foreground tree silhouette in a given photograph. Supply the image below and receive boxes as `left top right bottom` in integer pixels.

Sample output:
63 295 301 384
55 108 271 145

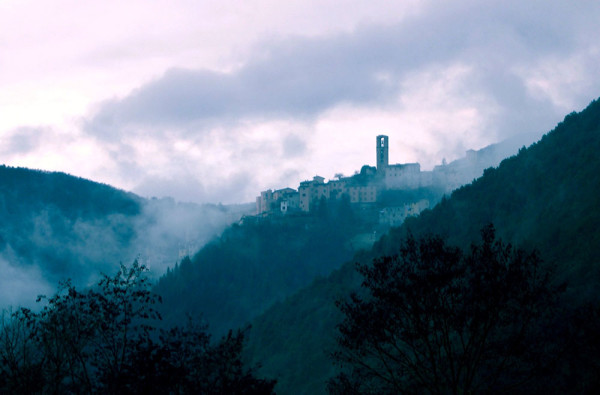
329 225 565 394
0 261 275 394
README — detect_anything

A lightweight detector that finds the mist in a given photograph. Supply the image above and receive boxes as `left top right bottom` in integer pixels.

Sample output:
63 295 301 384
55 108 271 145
0 255 53 310
131 197 254 276
0 178 253 310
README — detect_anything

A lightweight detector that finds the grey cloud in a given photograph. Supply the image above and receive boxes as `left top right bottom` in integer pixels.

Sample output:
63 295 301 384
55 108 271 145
1 126 46 155
132 170 255 205
87 56 391 139
86 0 600 139
282 134 306 157
133 175 207 202
208 172 257 204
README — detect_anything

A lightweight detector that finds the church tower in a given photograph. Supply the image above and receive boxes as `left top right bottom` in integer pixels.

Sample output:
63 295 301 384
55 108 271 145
376 135 389 172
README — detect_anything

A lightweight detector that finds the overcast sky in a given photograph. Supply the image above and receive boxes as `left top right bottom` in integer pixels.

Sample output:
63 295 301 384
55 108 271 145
1 0 599 204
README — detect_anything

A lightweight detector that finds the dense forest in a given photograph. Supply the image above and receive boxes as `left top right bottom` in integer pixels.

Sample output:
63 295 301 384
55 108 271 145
244 97 600 394
0 167 141 285
329 225 575 394
155 197 366 336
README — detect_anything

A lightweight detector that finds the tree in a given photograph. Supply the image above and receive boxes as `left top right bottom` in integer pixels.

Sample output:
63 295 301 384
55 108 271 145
329 225 565 394
0 262 275 394
0 308 44 393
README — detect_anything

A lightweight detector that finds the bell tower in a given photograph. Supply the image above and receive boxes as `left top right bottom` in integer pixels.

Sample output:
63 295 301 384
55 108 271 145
376 135 389 172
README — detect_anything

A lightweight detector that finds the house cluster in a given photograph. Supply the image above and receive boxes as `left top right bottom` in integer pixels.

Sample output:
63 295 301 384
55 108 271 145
256 135 457 224
378 199 430 227
256 174 379 215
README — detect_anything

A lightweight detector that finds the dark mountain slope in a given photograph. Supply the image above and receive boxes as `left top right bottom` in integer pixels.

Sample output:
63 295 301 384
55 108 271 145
0 166 251 308
154 204 363 337
0 166 141 219
393 100 600 286
0 166 142 284
245 97 600 394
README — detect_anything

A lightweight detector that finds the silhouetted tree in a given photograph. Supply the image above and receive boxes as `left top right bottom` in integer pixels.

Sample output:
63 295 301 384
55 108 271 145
0 262 275 394
329 225 565 394
0 308 44 393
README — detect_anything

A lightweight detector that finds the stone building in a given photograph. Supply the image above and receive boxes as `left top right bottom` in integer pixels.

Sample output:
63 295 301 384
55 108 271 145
299 176 327 212
379 199 430 227
256 134 438 216
256 187 299 216
384 163 422 189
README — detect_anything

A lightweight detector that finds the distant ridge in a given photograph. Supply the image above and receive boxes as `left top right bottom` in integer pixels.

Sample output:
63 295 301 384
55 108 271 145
0 165 251 308
0 165 142 284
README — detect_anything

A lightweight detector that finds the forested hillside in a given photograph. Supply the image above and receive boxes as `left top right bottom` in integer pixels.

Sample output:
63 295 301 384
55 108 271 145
155 199 364 336
245 97 600 394
0 166 250 308
0 167 141 287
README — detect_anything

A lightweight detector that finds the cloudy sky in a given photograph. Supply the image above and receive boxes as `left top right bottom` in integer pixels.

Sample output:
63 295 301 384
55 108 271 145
2 0 599 204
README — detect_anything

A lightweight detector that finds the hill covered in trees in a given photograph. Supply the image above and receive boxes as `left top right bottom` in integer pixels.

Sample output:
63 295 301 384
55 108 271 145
155 198 367 336
244 97 600 394
0 166 251 308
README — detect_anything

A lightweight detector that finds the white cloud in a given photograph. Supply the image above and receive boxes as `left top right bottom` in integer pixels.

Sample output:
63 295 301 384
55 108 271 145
1 0 600 205
518 48 600 111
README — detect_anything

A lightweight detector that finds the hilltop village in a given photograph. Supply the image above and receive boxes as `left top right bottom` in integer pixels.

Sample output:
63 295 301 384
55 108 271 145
256 135 489 227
